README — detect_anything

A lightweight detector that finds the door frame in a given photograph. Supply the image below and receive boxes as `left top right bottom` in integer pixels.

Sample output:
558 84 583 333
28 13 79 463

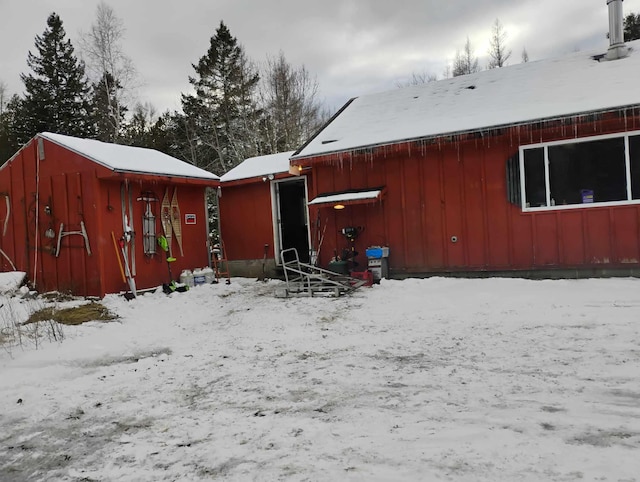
271 176 311 266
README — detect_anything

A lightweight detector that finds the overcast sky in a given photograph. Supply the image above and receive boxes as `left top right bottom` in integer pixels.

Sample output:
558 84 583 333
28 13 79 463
1 0 639 115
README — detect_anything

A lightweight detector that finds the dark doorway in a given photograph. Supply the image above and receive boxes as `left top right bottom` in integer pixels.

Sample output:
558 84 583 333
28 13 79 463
277 179 310 263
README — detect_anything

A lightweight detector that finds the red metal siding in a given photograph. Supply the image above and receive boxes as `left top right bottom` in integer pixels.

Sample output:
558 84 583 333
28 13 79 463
219 182 276 260
303 113 640 276
422 150 445 268
461 147 487 268
558 211 585 266
0 137 213 296
612 208 640 263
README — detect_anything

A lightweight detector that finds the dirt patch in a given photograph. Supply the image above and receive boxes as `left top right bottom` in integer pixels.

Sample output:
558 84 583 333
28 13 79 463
569 429 639 448
24 302 117 326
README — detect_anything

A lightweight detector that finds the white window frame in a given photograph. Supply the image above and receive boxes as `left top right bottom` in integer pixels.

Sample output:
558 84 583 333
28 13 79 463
519 129 640 212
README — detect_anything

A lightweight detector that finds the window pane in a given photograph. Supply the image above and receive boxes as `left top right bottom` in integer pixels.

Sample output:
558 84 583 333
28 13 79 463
523 148 546 207
548 137 626 206
630 135 640 199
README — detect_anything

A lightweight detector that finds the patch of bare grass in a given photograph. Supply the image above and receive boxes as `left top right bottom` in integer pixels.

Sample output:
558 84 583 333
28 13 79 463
25 302 117 326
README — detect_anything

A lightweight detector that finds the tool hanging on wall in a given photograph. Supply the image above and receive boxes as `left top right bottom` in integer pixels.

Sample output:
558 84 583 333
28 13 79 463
111 231 127 284
121 182 136 276
157 234 186 293
55 221 92 257
257 244 269 282
137 192 158 256
316 218 328 266
1 193 9 236
0 193 16 270
161 187 173 257
170 187 184 257
128 184 135 275
118 233 137 299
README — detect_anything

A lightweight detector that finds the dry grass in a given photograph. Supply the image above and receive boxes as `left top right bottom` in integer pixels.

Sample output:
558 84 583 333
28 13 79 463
25 302 117 326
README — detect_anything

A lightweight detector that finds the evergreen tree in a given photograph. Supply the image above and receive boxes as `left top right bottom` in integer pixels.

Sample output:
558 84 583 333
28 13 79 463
452 37 480 77
487 19 512 69
0 81 7 118
181 21 260 174
0 95 23 163
122 102 164 149
624 12 640 41
90 72 126 142
17 13 93 144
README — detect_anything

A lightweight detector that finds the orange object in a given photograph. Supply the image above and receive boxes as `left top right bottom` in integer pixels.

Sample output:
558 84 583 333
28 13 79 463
111 231 126 283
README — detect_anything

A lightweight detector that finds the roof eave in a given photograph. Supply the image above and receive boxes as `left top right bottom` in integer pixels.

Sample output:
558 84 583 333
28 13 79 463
97 169 220 186
291 103 640 163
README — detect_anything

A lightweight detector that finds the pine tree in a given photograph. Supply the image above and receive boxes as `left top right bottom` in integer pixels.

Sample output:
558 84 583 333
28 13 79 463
487 19 512 69
0 94 23 163
122 102 158 147
0 81 7 118
181 21 260 174
452 37 480 77
90 72 127 142
624 12 640 41
17 13 93 144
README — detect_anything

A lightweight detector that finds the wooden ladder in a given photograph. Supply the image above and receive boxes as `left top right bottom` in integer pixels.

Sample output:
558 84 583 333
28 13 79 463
212 240 231 284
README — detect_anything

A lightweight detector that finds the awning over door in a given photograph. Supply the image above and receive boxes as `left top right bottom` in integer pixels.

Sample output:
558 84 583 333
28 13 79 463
308 188 385 208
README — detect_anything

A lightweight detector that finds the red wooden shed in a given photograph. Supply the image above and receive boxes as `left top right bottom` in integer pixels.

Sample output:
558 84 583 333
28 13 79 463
289 36 640 279
0 132 219 297
218 151 313 277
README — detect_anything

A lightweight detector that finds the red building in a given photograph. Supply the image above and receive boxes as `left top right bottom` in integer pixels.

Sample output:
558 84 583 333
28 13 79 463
286 36 640 278
0 132 219 296
218 151 309 278
216 4 640 280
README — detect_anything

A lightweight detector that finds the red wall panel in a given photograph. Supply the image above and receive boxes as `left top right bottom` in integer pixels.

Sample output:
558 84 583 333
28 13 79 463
611 208 640 263
461 146 487 268
219 182 275 260
0 137 213 296
558 211 586 266
221 113 640 277
584 209 613 264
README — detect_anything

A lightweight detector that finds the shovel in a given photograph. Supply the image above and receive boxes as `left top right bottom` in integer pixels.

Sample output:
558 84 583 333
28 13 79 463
257 244 268 282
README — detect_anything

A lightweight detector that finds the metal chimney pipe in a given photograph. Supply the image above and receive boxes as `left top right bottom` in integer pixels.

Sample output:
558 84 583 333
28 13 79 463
605 0 629 60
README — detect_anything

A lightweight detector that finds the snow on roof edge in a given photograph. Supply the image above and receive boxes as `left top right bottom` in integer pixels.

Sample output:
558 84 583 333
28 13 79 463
294 42 640 160
220 151 295 183
291 103 640 161
40 132 220 181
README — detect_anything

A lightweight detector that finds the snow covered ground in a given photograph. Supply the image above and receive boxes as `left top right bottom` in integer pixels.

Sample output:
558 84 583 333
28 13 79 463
1 276 639 481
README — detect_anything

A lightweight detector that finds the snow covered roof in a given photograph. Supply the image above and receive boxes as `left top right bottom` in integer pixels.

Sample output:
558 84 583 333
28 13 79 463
293 40 640 160
220 151 295 183
40 132 219 181
308 189 384 206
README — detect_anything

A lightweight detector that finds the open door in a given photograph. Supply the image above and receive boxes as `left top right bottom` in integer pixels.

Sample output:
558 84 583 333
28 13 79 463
273 178 311 264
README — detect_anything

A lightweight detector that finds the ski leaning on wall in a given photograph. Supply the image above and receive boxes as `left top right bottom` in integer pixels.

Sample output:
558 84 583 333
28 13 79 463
120 182 137 297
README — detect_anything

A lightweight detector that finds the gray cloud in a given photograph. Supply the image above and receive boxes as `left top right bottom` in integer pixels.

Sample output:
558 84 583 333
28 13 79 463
1 0 638 114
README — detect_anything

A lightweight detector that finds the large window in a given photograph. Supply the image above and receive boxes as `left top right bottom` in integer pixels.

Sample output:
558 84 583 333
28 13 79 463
520 132 640 210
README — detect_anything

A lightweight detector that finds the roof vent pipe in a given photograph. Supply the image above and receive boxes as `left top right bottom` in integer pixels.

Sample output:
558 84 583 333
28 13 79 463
605 0 629 60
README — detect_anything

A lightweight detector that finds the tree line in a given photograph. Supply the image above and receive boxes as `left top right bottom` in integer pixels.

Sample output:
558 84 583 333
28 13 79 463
0 3 328 174
2 6 640 171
